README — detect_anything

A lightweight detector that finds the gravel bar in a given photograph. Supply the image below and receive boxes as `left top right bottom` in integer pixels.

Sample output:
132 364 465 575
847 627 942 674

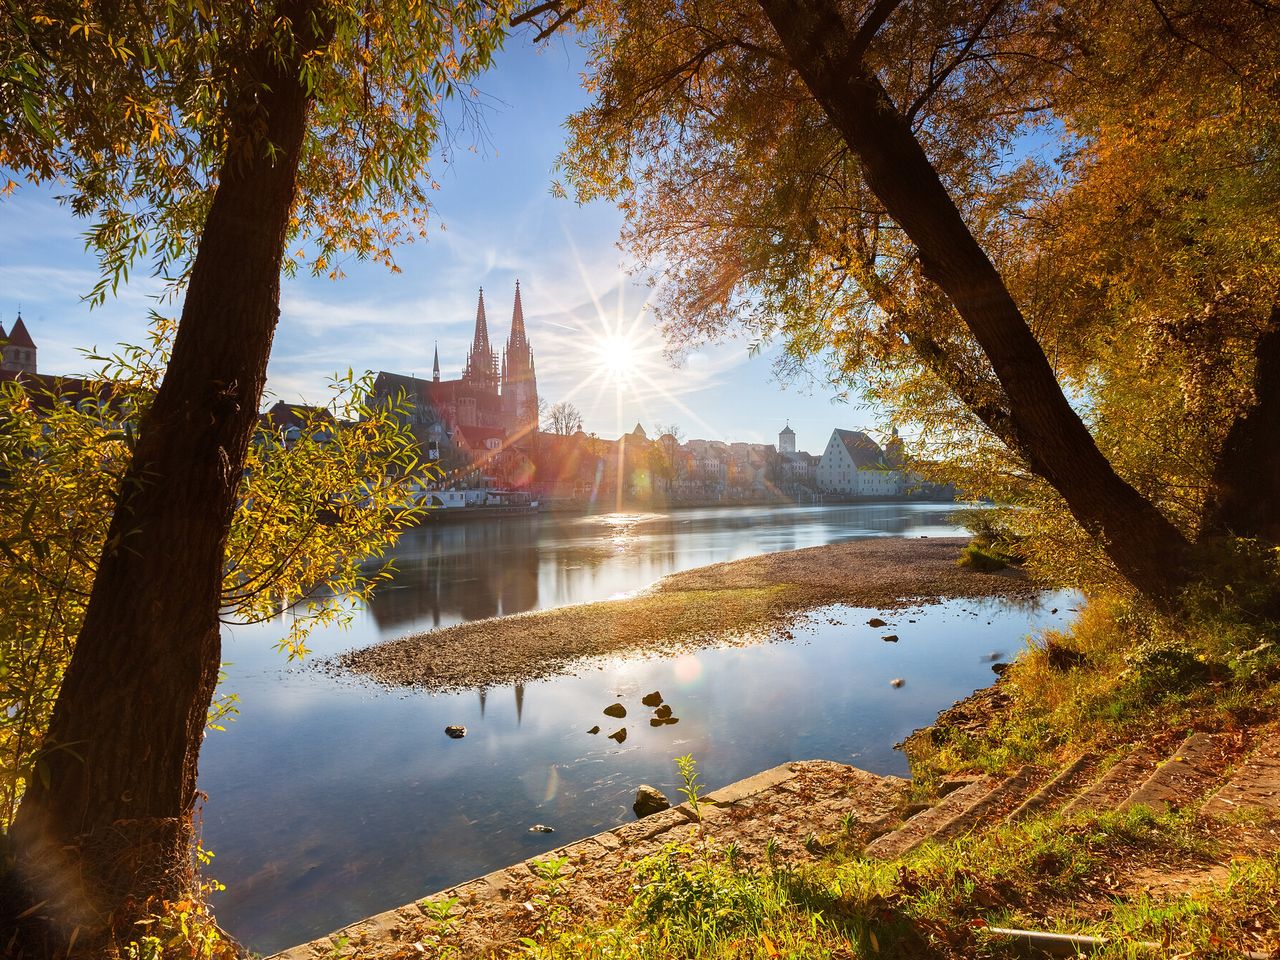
332 536 1038 692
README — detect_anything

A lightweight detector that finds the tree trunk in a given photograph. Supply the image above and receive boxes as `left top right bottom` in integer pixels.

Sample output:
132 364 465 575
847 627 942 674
1200 308 1280 543
7 13 320 955
757 0 1194 603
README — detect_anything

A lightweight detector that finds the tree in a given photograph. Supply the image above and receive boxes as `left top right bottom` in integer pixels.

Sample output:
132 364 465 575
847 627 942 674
0 332 423 827
547 399 584 435
1 1 510 952
545 0 1280 608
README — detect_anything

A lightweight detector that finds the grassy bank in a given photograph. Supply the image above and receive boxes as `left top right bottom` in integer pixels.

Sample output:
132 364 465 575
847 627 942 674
336 537 1039 691
502 587 1280 959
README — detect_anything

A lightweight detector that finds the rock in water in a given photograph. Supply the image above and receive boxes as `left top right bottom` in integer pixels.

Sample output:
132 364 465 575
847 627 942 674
890 678 904 688
603 702 627 718
529 824 554 833
444 725 467 739
633 785 671 818
882 634 899 643
868 617 887 628
654 704 672 719
608 728 627 743
587 726 600 735
641 691 664 707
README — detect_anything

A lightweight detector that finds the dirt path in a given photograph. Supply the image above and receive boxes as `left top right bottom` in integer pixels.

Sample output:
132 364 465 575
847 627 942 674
333 536 1039 692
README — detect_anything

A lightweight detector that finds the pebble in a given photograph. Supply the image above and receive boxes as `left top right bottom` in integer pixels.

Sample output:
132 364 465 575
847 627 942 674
890 678 904 688
445 725 467 739
529 824 554 833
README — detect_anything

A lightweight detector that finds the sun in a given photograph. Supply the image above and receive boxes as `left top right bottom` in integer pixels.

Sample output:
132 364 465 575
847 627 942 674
594 333 639 382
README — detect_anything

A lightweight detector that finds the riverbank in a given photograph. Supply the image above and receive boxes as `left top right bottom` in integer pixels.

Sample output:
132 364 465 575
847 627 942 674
334 536 1039 692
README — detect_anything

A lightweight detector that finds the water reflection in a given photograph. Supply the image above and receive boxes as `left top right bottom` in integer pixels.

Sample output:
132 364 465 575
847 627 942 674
200 503 1042 953
364 503 962 634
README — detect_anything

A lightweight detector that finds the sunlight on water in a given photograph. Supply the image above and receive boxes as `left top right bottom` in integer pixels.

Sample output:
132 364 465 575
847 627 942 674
199 503 1063 952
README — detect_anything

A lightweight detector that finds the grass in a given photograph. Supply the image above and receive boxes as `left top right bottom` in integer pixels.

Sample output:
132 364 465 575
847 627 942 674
513 803 1263 959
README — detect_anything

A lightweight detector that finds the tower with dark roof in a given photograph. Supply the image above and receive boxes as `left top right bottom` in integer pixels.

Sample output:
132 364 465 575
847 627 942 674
462 288 499 394
501 280 538 432
432 342 441 383
1 313 38 374
779 422 796 454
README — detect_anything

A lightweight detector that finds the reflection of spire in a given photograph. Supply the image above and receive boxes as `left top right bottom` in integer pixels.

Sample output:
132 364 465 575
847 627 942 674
514 682 525 726
478 688 487 718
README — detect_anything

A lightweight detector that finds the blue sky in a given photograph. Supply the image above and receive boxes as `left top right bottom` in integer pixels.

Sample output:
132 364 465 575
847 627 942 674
0 31 876 456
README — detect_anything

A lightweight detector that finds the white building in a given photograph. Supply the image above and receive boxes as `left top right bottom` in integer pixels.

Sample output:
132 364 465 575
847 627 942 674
816 428 902 497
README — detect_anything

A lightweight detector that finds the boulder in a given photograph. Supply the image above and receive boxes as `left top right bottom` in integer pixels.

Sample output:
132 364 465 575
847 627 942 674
633 785 671 818
868 617 888 628
603 703 627 718
641 691 664 707
444 725 467 739
608 728 627 743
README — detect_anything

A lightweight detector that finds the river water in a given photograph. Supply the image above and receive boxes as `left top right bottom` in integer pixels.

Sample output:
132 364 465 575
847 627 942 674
200 504 1074 952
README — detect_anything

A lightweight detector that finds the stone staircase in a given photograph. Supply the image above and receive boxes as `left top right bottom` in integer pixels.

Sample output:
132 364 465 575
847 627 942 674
863 726 1278 862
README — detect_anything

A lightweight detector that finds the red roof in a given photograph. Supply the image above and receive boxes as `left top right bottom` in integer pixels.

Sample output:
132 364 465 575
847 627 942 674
5 316 36 349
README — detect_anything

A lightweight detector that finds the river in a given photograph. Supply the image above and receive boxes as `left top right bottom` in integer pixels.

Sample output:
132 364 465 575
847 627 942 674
200 503 1074 952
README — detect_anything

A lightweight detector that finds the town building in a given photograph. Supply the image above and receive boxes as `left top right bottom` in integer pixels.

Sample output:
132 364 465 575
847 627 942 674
816 427 903 497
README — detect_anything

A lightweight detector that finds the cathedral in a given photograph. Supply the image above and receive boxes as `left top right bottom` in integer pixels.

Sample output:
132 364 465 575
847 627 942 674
372 283 540 450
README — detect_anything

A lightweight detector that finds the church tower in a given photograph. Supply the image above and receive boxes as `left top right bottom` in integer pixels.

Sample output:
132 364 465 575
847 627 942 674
501 281 538 432
779 422 796 454
462 288 499 394
1 312 38 375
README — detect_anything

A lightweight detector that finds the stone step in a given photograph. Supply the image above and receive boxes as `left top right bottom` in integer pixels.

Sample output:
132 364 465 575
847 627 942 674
1006 754 1095 824
1203 727 1280 819
864 775 999 859
1120 732 1224 813
930 765 1039 844
1061 742 1165 819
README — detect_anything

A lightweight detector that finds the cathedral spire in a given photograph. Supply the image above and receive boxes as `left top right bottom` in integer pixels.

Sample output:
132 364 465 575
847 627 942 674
432 341 440 382
501 280 538 432
473 287 491 354
462 287 499 393
509 279 527 350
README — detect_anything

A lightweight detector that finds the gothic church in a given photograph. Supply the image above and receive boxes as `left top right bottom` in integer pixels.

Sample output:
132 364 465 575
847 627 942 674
372 283 539 448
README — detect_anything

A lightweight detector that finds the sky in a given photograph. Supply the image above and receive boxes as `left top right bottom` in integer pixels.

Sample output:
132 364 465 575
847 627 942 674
0 30 878 456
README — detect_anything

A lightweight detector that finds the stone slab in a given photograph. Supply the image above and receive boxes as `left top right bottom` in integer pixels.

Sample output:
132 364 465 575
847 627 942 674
1121 732 1223 813
1203 728 1280 819
1062 743 1163 818
864 775 997 859
1007 754 1095 823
